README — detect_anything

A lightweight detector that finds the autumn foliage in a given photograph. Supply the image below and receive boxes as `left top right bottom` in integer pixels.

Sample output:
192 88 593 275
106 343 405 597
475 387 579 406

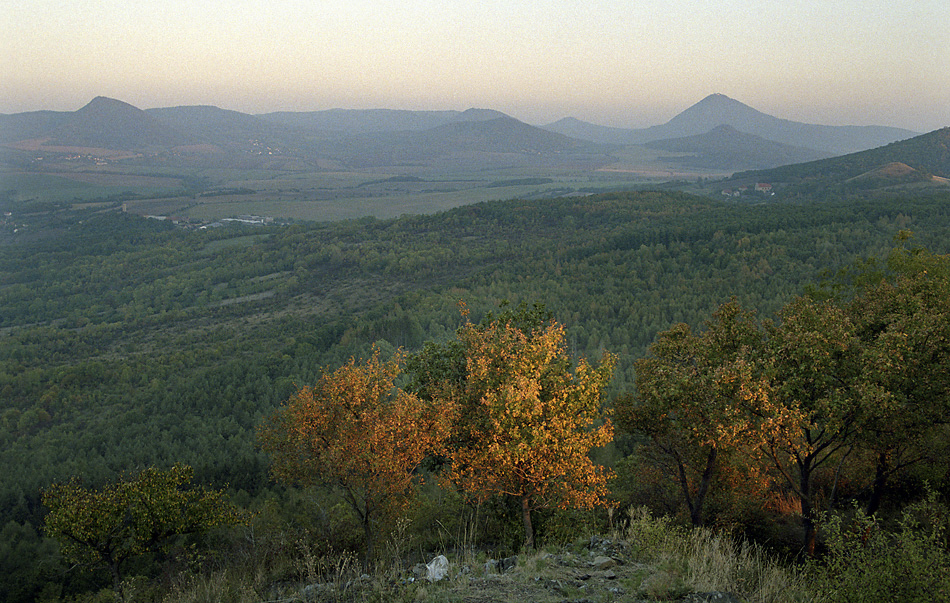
443 310 616 548
257 349 451 564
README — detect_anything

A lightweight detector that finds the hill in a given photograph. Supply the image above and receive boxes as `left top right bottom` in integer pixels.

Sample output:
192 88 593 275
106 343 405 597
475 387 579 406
644 125 831 170
543 94 918 155
48 96 194 150
0 98 604 171
728 127 950 195
328 115 611 169
145 105 299 149
0 110 70 144
541 116 646 146
258 107 507 136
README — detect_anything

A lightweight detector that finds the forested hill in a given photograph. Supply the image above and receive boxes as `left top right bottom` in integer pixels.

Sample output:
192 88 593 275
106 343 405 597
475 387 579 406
727 127 950 197
3 189 950 598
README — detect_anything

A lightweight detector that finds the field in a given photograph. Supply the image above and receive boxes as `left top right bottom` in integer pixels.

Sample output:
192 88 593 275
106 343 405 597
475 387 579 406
1 148 733 221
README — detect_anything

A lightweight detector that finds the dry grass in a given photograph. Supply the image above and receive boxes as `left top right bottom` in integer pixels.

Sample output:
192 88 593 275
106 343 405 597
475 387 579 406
158 506 817 603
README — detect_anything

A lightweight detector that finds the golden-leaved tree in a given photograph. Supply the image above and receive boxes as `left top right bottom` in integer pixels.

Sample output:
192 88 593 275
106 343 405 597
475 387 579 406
257 349 451 566
444 307 616 549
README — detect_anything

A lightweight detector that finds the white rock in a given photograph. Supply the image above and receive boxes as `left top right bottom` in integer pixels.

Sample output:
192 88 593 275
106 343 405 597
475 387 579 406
426 554 449 582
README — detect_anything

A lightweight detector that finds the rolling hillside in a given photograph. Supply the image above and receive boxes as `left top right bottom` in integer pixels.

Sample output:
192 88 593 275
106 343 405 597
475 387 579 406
728 127 950 194
258 107 507 135
645 125 831 170
0 97 602 170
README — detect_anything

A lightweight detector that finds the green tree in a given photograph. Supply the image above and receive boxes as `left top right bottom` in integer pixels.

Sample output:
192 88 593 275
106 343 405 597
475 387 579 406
42 464 243 602
761 296 863 556
616 300 769 526
844 241 950 514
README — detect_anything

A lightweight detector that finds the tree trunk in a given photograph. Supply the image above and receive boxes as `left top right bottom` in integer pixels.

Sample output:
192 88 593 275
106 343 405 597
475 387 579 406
362 511 375 570
675 447 717 526
692 447 718 526
799 467 817 557
109 560 125 603
865 451 889 516
521 496 534 549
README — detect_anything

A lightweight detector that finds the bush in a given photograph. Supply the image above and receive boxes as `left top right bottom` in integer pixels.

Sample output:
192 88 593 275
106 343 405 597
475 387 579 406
809 491 950 603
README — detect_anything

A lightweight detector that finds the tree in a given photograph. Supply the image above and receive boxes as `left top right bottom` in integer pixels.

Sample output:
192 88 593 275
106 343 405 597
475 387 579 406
761 296 863 556
616 300 769 526
441 306 616 549
257 349 450 566
42 464 242 602
844 242 950 514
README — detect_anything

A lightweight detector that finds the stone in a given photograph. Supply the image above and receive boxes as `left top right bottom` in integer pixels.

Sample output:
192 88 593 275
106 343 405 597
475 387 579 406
426 554 449 582
683 592 744 603
486 555 518 573
591 555 619 570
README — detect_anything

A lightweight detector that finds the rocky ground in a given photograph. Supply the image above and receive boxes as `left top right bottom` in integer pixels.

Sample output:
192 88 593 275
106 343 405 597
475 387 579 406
298 535 747 603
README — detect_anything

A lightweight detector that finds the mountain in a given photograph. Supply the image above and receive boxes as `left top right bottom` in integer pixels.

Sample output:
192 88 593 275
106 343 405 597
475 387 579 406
146 105 293 145
540 117 646 146
728 127 950 193
0 95 930 176
327 115 609 169
645 125 832 170
258 107 507 136
47 96 193 150
0 110 70 143
543 94 919 155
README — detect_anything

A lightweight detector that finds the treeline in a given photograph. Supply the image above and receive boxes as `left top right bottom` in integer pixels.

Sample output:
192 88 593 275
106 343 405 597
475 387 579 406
3 190 950 600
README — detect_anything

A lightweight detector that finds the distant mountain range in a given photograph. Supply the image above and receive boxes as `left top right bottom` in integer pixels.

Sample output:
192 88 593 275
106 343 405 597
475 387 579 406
543 94 919 155
0 96 611 170
0 93 932 173
258 107 508 135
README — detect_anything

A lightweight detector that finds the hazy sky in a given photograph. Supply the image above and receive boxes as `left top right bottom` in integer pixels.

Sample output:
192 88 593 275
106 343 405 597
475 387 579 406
3 0 947 132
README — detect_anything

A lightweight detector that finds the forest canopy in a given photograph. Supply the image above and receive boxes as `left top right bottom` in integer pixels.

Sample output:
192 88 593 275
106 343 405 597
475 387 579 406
3 190 950 600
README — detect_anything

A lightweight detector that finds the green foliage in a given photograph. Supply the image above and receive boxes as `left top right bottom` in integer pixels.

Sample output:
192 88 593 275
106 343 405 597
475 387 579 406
809 491 950 603
42 464 244 600
3 191 950 599
615 299 767 526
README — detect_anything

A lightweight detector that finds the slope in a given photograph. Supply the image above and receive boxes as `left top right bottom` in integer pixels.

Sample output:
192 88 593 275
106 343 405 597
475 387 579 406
645 125 831 170
729 127 950 194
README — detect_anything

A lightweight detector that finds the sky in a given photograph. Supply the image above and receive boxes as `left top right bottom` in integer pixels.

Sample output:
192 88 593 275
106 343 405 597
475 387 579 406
2 0 947 132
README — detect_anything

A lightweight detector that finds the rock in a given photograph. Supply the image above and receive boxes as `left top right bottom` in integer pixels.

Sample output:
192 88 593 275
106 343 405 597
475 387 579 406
591 555 619 570
411 563 428 579
300 583 328 602
485 555 518 573
683 592 744 603
426 554 449 582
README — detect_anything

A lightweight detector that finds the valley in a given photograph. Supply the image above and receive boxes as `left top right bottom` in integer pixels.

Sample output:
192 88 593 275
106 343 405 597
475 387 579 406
4 93 943 224
1 92 949 603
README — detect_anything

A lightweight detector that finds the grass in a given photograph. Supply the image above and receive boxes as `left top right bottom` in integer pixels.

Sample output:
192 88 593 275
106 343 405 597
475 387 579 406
9 160 667 222
151 505 816 603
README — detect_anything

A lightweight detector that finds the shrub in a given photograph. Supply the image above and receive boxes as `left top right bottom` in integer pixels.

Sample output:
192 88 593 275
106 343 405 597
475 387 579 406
809 491 950 603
